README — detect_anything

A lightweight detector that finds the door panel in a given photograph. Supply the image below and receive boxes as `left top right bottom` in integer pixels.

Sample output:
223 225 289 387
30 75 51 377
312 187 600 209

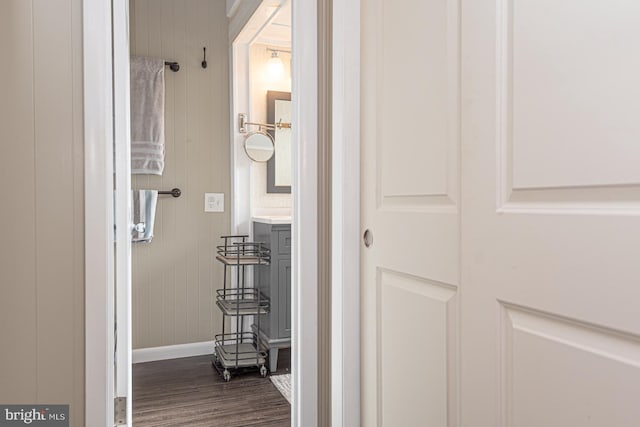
498 0 640 211
503 305 640 426
280 259 292 337
507 0 640 190
376 0 460 213
462 0 640 425
379 270 457 426
361 0 461 425
379 0 450 198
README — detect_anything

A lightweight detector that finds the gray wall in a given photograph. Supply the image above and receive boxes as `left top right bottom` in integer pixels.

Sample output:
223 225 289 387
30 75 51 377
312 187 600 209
130 0 231 349
0 0 85 425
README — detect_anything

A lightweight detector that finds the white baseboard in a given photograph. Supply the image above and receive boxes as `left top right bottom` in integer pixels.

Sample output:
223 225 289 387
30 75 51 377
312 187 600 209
132 340 215 364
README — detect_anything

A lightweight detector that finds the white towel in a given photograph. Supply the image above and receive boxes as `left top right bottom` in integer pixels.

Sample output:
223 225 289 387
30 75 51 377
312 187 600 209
130 57 165 175
132 190 158 243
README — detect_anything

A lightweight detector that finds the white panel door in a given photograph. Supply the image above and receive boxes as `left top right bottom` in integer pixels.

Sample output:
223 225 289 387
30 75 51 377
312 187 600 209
360 0 461 425
461 0 640 426
362 0 640 426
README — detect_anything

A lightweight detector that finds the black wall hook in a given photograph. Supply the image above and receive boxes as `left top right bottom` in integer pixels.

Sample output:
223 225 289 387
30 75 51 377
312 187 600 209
201 47 207 69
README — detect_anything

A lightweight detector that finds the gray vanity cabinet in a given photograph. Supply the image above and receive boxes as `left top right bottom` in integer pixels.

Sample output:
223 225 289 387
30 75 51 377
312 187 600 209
253 221 291 372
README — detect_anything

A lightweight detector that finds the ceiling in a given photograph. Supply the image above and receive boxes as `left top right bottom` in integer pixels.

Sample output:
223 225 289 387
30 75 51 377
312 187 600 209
255 2 291 47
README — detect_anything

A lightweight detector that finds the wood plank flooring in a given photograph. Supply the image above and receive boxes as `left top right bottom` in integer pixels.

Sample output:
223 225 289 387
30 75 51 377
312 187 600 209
133 352 291 427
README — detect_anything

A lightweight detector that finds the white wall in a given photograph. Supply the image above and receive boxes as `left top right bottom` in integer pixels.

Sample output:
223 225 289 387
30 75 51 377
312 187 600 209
250 43 292 216
129 0 230 350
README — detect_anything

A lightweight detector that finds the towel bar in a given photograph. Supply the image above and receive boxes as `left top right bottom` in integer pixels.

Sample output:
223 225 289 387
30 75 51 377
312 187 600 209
158 188 181 198
164 61 180 72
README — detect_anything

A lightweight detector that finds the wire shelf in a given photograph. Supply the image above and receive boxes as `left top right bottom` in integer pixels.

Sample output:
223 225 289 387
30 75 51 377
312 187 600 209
212 235 270 381
214 332 267 368
216 236 270 266
216 288 270 316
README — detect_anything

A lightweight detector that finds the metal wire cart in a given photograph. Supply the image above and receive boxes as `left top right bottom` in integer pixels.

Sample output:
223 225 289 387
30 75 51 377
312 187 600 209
212 235 270 381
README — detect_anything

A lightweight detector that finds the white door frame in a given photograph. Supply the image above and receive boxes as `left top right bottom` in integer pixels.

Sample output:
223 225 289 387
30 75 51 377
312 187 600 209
112 0 133 424
291 0 318 424
330 0 361 426
84 0 132 426
83 0 116 425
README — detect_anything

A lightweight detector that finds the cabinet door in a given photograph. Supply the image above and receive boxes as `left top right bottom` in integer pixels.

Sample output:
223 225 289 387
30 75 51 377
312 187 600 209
255 262 272 338
276 230 292 255
278 259 292 338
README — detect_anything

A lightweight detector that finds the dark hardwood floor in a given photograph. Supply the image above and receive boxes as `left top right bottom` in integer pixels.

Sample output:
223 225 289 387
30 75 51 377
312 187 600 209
133 350 291 427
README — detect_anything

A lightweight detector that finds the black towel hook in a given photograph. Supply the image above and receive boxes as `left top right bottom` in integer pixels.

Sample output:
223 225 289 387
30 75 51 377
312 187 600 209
201 47 207 69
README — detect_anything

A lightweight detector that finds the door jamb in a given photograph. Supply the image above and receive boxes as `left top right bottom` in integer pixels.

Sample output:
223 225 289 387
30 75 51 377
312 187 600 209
83 0 115 426
292 0 320 425
330 0 361 425
112 0 133 424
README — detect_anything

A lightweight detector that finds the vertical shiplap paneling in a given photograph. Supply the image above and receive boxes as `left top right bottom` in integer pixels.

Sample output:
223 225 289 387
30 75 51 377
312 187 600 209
145 0 165 349
0 0 84 423
69 0 85 419
160 0 177 346
132 0 150 349
184 0 201 344
172 0 189 344
0 0 38 403
195 0 214 345
208 0 228 337
130 0 230 349
33 0 76 405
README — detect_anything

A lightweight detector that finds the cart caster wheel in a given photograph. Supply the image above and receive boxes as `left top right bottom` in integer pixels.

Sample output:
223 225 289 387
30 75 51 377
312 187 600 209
260 365 268 377
223 370 231 382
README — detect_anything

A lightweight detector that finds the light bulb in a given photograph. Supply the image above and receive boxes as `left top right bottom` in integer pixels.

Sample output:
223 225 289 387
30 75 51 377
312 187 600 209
267 51 285 80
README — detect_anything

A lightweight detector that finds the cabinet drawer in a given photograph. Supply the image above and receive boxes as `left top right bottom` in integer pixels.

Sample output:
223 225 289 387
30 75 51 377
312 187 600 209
277 231 292 255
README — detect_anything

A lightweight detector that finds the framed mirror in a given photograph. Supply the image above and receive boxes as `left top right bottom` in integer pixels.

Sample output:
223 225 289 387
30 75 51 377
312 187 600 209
267 91 291 193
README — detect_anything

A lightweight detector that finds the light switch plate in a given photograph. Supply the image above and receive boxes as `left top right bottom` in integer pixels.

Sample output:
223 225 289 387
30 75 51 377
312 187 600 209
204 193 224 212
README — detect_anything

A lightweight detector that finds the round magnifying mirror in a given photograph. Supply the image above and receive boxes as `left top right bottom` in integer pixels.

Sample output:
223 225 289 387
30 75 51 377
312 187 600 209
243 131 275 162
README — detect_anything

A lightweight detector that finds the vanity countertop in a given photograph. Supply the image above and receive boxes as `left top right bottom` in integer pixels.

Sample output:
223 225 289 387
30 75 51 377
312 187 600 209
252 215 292 225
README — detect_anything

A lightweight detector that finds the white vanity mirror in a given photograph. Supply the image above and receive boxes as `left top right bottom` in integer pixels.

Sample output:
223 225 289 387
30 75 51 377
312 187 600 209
244 131 275 162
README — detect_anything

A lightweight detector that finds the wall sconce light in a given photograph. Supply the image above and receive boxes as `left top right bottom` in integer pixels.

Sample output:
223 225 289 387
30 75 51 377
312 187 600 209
267 50 285 80
266 48 290 82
